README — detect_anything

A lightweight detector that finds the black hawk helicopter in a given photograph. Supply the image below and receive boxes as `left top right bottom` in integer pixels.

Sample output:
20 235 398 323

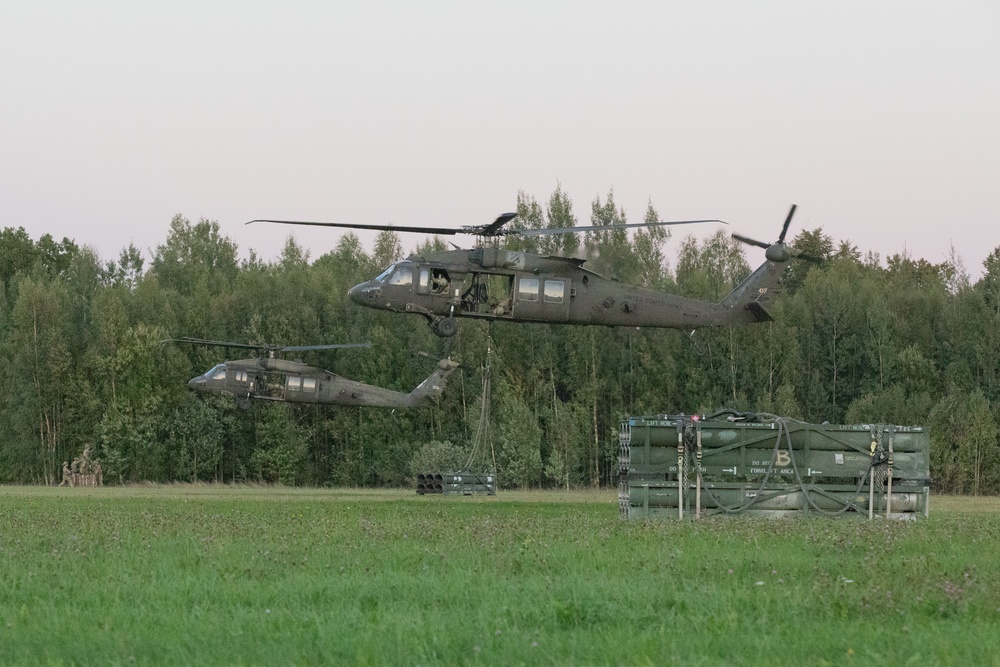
173 338 460 408
250 205 813 337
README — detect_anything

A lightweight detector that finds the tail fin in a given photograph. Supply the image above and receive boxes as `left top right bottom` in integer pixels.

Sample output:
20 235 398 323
405 359 461 406
718 204 802 324
718 259 786 323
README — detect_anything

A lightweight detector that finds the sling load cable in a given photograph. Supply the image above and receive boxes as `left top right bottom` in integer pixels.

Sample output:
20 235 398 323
695 421 703 519
782 418 872 516
886 426 895 518
869 432 877 520
676 421 684 520
699 414 790 515
463 330 497 476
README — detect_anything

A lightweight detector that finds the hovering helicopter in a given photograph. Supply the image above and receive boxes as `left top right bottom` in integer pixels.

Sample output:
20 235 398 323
250 205 814 337
172 338 460 408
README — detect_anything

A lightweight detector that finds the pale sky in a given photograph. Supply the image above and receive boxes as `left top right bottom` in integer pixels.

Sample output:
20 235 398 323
2 1 998 278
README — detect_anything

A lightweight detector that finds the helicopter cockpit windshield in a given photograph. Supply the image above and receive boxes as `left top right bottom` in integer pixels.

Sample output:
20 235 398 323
374 265 395 282
188 363 227 394
378 262 413 286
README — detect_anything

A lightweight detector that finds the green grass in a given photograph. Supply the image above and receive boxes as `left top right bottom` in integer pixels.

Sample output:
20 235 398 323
1 486 999 666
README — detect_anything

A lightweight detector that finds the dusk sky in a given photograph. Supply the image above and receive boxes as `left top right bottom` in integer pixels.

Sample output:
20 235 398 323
2 1 997 278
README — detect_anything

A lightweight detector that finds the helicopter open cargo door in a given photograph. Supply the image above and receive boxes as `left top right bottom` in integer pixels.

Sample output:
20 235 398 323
512 276 570 322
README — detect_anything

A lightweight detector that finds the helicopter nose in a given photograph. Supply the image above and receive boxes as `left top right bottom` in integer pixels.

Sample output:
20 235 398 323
188 377 204 391
348 282 379 305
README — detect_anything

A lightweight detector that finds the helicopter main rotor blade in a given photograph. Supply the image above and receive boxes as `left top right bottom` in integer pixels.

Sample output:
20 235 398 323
247 219 464 236
250 213 725 240
166 337 263 350
513 219 727 237
478 212 518 236
168 337 371 354
280 343 371 352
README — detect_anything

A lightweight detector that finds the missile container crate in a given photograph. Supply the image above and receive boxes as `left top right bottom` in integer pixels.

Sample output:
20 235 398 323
416 472 496 496
619 415 930 520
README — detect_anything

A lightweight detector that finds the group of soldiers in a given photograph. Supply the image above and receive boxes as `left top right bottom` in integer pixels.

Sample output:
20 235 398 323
60 444 103 487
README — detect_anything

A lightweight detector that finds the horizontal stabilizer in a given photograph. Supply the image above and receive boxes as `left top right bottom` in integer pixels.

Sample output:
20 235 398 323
746 301 774 322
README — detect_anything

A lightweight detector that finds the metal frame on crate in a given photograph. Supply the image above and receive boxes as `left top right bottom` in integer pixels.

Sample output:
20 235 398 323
619 414 930 520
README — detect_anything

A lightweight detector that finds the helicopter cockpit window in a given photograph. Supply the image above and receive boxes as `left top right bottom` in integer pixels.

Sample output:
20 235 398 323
210 366 226 381
517 277 539 302
387 263 413 286
543 279 565 303
374 265 395 283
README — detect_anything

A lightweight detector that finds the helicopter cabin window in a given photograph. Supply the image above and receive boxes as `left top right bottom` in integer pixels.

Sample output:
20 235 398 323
431 269 450 293
235 370 248 383
517 277 539 302
302 377 317 392
543 279 565 303
287 376 302 391
418 267 451 294
387 263 413 286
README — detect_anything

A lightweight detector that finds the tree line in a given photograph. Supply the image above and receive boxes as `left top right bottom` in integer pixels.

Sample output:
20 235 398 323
1 189 998 493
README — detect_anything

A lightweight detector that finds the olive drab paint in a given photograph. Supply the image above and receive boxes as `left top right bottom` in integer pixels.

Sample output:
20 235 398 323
172 338 459 409
251 206 818 338
619 415 930 519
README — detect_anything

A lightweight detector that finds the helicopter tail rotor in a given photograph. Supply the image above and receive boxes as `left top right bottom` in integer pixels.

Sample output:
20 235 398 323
731 204 820 263
778 204 797 244
731 233 770 250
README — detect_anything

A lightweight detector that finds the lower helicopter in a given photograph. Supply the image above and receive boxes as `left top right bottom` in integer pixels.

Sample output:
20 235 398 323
172 338 459 408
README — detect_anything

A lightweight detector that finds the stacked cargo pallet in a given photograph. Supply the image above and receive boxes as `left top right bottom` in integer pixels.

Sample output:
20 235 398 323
619 414 930 519
416 472 496 496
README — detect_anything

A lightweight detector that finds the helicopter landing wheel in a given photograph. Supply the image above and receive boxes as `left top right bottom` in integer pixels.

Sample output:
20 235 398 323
432 317 458 338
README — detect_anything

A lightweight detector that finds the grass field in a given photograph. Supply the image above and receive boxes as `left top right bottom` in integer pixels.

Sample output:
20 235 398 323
1 485 999 666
